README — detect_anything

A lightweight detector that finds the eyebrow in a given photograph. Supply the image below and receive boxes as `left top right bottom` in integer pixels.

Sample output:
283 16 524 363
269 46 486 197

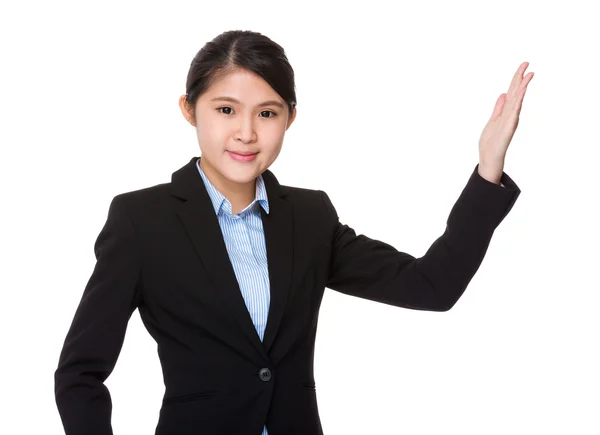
210 96 285 109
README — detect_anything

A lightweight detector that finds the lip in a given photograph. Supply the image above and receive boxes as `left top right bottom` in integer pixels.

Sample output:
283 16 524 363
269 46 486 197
228 150 257 156
227 150 258 162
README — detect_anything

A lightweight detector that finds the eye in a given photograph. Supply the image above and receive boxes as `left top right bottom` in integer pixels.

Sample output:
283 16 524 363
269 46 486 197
216 107 277 118
217 107 234 115
259 110 277 118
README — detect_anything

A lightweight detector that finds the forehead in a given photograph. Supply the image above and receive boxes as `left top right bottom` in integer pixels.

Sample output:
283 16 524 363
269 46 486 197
202 68 282 102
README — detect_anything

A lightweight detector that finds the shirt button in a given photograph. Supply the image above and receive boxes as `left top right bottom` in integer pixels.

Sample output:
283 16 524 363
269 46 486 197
258 368 272 382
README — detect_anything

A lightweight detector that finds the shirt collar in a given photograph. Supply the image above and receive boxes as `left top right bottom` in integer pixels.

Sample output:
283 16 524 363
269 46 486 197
196 158 270 216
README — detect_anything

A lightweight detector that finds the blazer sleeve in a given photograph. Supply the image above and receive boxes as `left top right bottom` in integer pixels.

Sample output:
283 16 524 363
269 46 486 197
54 194 143 435
320 163 521 311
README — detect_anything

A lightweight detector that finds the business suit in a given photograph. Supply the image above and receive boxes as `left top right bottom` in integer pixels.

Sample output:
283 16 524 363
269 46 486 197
196 157 275 435
54 155 521 435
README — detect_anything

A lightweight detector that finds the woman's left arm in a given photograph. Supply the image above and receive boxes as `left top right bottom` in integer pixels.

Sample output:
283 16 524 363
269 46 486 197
321 164 520 312
321 62 534 311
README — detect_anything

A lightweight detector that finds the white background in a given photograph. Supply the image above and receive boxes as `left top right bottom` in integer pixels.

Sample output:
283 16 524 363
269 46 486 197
1 0 599 434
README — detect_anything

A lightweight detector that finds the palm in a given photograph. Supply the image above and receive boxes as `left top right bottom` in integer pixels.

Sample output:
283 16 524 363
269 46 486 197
479 62 534 162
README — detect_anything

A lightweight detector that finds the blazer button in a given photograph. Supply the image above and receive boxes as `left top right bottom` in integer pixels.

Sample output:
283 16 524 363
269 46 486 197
259 368 272 382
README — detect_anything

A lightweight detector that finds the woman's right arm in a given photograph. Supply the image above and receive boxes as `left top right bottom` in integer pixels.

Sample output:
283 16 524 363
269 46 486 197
54 194 143 435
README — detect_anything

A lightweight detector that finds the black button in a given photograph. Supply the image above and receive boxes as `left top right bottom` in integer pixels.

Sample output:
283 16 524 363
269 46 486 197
258 368 271 382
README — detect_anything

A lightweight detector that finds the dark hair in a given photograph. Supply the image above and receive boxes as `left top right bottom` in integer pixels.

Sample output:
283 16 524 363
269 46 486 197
184 30 297 117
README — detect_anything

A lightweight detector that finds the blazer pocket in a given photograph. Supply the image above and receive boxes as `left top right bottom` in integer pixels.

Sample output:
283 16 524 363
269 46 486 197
162 390 217 405
301 382 316 390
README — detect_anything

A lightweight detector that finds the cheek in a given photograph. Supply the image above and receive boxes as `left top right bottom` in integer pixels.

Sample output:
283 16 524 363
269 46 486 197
261 124 286 146
196 121 229 148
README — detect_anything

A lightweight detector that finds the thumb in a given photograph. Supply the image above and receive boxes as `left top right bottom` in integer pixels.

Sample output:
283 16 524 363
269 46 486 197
489 93 507 122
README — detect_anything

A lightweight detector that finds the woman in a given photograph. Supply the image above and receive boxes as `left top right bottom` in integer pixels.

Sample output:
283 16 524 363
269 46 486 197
54 30 534 435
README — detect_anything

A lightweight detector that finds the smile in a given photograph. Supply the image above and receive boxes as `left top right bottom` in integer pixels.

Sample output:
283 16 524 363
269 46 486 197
227 151 258 162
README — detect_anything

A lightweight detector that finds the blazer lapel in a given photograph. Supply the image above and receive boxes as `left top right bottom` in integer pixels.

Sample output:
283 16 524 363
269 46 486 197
260 170 293 354
169 156 294 361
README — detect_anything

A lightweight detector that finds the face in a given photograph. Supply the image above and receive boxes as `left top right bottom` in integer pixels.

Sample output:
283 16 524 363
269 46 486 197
179 68 296 194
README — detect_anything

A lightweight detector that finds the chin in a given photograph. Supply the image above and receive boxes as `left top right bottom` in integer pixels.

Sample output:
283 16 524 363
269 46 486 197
230 175 258 185
222 166 261 184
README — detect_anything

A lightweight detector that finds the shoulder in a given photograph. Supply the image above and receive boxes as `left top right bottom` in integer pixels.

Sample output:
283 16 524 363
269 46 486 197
109 179 334 224
112 182 170 204
279 184 332 211
278 184 337 230
280 184 321 200
106 182 172 224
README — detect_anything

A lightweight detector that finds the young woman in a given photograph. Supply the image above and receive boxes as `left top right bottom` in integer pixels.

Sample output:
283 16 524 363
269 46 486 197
54 30 534 435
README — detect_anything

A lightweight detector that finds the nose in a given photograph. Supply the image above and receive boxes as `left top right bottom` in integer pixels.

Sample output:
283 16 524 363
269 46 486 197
234 115 257 144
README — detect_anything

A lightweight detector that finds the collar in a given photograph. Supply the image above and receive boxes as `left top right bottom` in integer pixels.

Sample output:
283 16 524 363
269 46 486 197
195 157 270 216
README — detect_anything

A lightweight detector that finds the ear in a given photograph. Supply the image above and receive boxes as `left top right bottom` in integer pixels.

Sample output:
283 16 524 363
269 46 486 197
178 95 197 127
286 106 297 130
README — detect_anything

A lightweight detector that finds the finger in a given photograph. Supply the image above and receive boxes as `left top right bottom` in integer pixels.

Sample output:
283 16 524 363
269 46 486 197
490 93 506 121
508 62 529 99
515 72 534 109
513 88 526 115
521 71 534 90
511 73 533 117
506 63 531 114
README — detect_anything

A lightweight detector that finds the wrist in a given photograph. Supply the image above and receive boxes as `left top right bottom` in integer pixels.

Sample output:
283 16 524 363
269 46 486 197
477 162 503 185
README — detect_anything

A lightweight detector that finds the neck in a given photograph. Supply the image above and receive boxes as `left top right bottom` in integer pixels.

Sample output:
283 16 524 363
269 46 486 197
200 158 256 214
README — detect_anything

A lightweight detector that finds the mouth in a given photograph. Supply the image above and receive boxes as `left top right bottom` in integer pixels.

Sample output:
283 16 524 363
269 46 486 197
228 150 258 156
227 150 258 162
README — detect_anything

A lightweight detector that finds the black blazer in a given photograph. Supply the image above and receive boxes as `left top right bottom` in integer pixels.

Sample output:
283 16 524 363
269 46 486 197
54 156 521 435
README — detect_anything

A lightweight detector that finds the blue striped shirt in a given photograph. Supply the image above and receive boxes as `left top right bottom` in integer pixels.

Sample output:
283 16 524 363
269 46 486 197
196 158 271 435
